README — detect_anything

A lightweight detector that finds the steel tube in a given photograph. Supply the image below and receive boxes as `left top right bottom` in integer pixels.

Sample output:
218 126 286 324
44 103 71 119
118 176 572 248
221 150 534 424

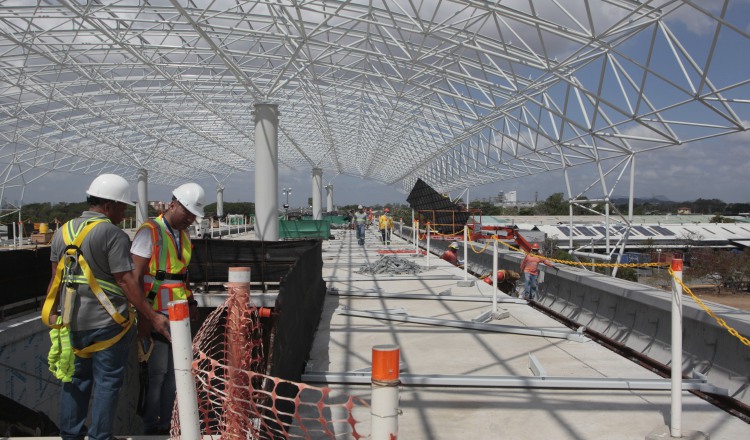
168 300 200 440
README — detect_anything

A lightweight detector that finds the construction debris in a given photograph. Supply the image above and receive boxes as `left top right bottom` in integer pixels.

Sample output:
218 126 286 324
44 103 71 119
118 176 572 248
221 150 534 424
358 255 424 275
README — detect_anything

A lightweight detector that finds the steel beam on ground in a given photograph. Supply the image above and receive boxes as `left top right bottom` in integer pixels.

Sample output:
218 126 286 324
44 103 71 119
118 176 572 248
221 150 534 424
301 372 728 394
335 308 589 342
328 290 527 304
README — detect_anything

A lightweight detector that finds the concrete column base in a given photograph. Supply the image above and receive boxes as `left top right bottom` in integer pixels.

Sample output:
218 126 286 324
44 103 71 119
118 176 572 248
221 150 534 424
645 425 709 440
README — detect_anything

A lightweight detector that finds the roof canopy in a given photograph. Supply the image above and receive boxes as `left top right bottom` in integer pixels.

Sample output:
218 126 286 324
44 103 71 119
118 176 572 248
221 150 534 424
1 1 748 195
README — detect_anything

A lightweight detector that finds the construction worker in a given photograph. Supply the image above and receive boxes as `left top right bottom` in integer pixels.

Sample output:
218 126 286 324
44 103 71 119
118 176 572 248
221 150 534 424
520 243 554 300
483 269 521 294
378 208 394 244
44 174 170 440
441 241 463 266
130 182 204 435
353 205 367 245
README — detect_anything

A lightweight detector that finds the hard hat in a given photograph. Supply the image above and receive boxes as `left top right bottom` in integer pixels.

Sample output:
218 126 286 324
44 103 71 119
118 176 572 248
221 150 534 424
448 242 459 250
531 243 540 250
173 183 205 217
358 204 363 209
86 174 135 206
384 208 389 212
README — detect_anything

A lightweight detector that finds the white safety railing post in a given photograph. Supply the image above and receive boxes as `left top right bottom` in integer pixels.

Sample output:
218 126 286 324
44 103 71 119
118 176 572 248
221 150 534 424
492 238 498 313
670 258 683 438
168 300 200 440
463 226 469 281
414 220 419 255
371 345 400 440
426 224 431 269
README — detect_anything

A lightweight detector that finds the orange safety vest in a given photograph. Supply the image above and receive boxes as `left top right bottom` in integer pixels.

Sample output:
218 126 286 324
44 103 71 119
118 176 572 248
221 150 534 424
138 215 193 312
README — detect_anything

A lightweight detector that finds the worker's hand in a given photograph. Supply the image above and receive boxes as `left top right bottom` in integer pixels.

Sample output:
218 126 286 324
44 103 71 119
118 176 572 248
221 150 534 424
150 312 171 343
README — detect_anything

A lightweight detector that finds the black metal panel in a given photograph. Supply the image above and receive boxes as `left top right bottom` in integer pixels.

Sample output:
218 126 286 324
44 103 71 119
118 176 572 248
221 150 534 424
406 178 470 234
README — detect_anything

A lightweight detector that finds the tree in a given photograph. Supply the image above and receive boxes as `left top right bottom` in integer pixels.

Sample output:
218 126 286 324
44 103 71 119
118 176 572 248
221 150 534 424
537 192 568 215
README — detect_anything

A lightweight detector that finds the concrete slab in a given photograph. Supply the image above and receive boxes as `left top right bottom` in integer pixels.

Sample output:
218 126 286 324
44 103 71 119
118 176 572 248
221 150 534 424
305 224 750 440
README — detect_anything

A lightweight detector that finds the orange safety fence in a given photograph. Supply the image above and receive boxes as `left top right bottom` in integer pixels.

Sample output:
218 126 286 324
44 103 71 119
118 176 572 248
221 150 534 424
172 297 370 439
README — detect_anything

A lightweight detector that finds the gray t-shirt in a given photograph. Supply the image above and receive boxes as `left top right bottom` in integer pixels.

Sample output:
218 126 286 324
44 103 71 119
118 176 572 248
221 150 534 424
50 211 133 331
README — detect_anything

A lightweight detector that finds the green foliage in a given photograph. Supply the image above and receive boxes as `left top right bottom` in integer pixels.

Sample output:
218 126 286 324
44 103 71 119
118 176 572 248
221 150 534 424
537 192 568 215
615 267 638 282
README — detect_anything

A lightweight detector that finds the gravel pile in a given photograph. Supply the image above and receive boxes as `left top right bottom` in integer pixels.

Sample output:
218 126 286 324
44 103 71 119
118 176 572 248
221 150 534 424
357 255 424 275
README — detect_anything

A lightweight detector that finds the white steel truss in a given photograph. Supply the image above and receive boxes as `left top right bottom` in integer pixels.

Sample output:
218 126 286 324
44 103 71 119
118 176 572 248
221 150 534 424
0 1 748 199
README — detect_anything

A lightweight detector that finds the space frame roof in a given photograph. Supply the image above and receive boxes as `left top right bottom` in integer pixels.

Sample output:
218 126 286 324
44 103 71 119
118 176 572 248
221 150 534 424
0 0 748 195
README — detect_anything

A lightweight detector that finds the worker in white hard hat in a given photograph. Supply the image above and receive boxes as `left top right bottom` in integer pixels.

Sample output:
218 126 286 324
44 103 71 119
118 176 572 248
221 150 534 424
353 204 367 246
43 174 171 440
520 243 554 301
130 182 205 434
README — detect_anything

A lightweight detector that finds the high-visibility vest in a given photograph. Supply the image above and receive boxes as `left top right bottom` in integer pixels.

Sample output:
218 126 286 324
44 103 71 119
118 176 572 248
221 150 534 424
379 214 393 230
138 215 193 312
42 217 135 380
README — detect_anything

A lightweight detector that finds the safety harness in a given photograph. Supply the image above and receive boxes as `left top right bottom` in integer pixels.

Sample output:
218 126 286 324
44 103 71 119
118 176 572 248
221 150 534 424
42 217 135 382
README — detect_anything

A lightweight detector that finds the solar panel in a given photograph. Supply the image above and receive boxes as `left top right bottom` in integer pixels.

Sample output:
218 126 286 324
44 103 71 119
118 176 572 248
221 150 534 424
557 226 571 236
575 227 597 237
651 226 673 235
593 226 607 235
633 226 654 236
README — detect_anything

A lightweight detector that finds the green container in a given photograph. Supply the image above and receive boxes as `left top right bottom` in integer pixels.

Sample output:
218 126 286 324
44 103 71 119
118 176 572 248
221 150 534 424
279 219 332 239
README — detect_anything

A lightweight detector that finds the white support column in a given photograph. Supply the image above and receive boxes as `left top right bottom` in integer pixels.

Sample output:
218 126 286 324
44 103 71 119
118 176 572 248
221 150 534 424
136 168 148 226
168 300 200 440
325 184 334 212
254 103 279 241
312 167 323 220
670 258 684 438
216 185 225 218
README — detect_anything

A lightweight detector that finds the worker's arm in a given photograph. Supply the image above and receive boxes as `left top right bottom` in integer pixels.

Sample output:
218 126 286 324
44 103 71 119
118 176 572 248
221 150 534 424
520 256 528 272
544 258 555 268
118 260 170 342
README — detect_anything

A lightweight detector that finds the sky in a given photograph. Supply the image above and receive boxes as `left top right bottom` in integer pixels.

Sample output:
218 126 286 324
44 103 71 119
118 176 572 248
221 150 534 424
9 126 749 209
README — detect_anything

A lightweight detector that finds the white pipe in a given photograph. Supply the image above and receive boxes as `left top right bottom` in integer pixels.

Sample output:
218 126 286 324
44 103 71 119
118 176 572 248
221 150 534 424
254 103 280 241
492 239 498 313
312 167 323 220
463 226 468 281
670 259 684 438
426 225 431 269
136 169 148 227
168 300 200 440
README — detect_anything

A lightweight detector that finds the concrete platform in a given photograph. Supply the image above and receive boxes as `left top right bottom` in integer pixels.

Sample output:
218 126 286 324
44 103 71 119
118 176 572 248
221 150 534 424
305 225 750 440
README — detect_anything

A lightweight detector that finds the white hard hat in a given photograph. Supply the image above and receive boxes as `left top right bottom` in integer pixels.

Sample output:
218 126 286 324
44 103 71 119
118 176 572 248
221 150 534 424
86 174 135 206
449 241 459 250
173 183 205 217
358 205 363 209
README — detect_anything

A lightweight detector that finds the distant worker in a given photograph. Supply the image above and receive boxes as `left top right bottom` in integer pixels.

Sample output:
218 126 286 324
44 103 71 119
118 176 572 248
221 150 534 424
43 174 170 440
378 208 394 244
441 241 463 266
520 243 554 300
353 205 367 245
483 269 521 294
130 183 204 435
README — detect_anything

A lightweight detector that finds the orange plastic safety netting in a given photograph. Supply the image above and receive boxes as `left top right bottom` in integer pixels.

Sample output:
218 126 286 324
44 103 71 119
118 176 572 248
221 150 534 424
172 289 370 439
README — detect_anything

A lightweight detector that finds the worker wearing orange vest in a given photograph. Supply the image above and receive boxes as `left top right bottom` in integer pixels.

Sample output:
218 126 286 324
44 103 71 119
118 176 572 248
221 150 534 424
130 182 204 435
483 269 521 294
520 243 554 300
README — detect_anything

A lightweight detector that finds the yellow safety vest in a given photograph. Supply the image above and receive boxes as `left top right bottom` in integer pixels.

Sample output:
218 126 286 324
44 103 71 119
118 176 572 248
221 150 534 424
138 215 193 312
42 218 135 380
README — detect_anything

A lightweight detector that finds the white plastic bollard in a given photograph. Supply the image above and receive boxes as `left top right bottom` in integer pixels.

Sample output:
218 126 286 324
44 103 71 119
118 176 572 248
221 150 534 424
492 238 498 313
670 258 683 438
371 344 399 440
463 226 469 281
426 224 431 269
168 300 200 440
